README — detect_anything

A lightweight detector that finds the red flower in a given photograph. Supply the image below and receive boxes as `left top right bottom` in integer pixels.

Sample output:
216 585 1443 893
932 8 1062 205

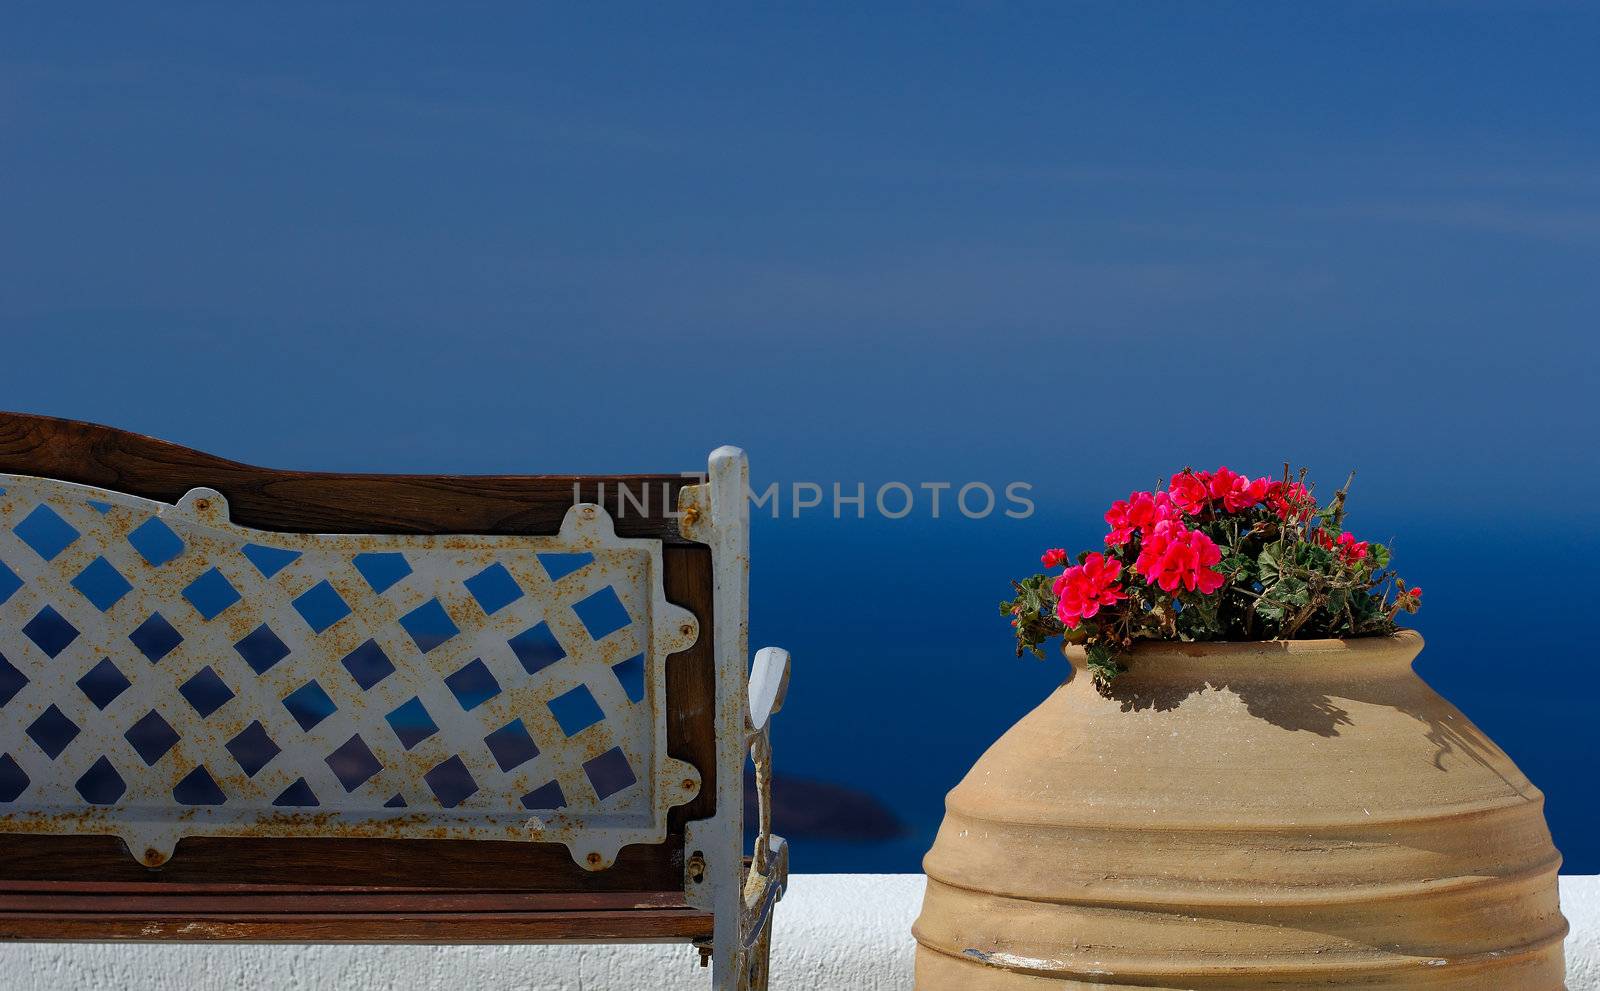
1168 470 1212 515
1051 552 1128 628
1316 530 1369 564
1265 480 1314 522
1103 490 1179 546
1340 533 1369 562
1134 520 1226 594
1410 586 1423 600
1041 548 1068 568
1210 466 1271 512
1172 467 1276 515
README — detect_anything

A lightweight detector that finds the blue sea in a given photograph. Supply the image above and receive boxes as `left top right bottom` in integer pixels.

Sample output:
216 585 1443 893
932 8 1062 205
754 511 1600 875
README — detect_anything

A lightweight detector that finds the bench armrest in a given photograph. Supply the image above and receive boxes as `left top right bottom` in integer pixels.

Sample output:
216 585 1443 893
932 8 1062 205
740 647 790 984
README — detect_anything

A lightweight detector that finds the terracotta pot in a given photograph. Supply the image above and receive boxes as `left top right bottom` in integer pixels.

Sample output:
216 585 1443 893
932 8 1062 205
914 632 1567 989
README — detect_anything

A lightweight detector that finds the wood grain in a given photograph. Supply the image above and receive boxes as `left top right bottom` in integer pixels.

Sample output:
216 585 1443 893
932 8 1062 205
665 547 718 831
0 909 714 943
0 411 696 541
0 834 683 891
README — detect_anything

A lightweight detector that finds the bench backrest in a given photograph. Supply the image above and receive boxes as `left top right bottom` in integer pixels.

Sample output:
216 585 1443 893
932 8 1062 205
0 414 769 988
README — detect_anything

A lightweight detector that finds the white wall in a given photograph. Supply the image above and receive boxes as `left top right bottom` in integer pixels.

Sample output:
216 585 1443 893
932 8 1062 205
3 875 1596 990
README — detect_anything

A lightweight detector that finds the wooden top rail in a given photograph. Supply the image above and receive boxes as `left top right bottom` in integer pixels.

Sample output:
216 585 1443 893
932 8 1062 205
0 412 697 541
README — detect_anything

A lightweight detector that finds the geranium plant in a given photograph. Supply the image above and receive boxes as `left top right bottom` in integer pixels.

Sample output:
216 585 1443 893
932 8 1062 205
1004 467 1421 684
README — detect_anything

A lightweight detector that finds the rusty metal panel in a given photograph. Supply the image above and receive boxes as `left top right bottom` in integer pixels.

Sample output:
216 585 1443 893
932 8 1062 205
0 474 698 870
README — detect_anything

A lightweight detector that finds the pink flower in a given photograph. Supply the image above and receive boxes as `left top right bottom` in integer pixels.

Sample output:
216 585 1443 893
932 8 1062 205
1168 470 1212 515
1134 520 1226 594
1041 548 1068 568
1103 490 1179 545
1051 552 1128 628
1316 530 1369 564
1210 466 1271 512
1265 480 1314 522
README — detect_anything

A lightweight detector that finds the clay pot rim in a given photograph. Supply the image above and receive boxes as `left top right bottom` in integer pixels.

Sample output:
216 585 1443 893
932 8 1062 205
1062 628 1423 671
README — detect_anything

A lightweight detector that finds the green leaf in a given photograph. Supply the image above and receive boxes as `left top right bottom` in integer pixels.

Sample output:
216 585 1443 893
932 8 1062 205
1084 642 1121 683
1279 576 1310 608
1218 553 1251 579
1326 588 1348 614
1255 598 1286 622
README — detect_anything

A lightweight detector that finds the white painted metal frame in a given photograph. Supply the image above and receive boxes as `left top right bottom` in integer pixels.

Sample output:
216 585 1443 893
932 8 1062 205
679 447 791 991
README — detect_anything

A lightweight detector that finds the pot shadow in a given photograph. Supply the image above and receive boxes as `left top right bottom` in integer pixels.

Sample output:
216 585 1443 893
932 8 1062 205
1090 665 1530 794
1099 673 1353 737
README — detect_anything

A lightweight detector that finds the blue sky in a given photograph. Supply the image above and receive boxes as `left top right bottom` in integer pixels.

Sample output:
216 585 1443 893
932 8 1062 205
3 5 1598 869
5 4 1596 505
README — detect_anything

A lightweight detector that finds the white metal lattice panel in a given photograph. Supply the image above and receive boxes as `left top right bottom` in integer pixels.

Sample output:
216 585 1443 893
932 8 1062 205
0 474 699 869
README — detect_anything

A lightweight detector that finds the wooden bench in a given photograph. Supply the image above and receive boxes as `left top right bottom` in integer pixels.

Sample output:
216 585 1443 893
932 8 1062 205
0 413 788 990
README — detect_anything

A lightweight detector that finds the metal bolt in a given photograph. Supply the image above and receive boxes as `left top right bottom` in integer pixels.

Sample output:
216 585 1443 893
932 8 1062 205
686 851 707 884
